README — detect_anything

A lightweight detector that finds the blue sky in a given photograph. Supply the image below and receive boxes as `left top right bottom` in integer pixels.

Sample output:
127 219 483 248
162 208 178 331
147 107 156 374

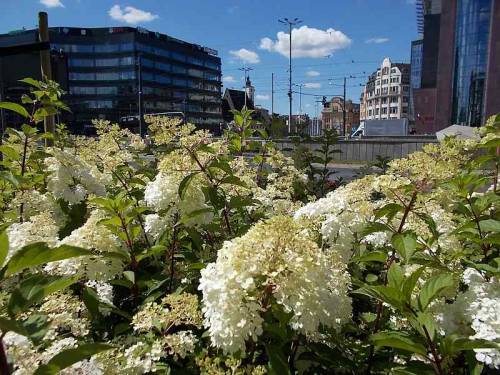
0 0 418 116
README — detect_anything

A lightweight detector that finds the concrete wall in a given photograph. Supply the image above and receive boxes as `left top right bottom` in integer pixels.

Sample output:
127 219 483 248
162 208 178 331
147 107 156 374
274 137 438 163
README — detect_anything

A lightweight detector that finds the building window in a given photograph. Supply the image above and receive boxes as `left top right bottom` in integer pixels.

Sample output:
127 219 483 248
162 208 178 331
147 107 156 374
391 96 398 103
156 62 171 72
390 86 399 93
96 87 118 95
172 65 187 74
121 56 135 65
69 58 94 67
94 44 120 53
173 78 187 87
95 58 120 67
381 108 387 114
69 72 95 80
390 107 398 114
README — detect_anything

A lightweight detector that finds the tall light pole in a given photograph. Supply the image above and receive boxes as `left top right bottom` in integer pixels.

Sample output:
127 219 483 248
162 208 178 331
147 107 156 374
136 53 144 137
279 17 302 134
239 67 253 108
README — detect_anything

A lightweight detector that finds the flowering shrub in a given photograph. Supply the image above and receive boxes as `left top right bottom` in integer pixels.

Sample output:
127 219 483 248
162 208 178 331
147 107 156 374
0 79 499 374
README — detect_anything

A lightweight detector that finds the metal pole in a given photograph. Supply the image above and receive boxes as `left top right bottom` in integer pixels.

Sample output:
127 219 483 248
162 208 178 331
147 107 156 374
279 18 302 134
38 12 54 146
271 72 274 117
137 53 143 136
343 76 346 136
299 84 302 114
288 22 292 134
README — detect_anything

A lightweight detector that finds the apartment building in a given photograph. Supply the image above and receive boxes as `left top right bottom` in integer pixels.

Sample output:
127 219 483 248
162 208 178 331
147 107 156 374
360 58 411 123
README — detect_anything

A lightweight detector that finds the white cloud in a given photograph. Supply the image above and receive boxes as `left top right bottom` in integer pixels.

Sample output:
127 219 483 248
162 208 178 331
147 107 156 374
108 5 158 25
304 83 322 89
256 94 270 100
260 25 351 58
306 70 320 77
40 0 64 7
229 48 260 64
223 76 236 84
365 37 390 44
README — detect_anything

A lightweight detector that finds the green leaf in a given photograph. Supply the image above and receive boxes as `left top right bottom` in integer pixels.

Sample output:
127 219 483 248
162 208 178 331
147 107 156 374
82 287 101 318
19 77 42 88
365 274 378 283
353 285 404 310
34 343 113 375
387 263 404 290
370 331 427 356
375 203 403 221
479 219 500 233
352 251 387 263
265 344 290 375
360 222 392 237
0 145 20 161
0 101 30 118
123 270 135 284
178 172 198 200
220 175 247 188
8 274 78 315
392 233 417 261
5 243 91 276
401 266 425 302
418 273 455 311
0 231 8 268
449 337 500 352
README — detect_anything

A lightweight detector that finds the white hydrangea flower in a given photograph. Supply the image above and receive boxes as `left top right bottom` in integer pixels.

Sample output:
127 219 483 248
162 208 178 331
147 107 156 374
164 330 198 359
46 149 107 204
6 212 59 262
123 340 164 373
144 172 212 227
46 210 124 280
199 216 352 354
144 213 170 241
295 175 382 261
85 280 113 305
436 268 500 369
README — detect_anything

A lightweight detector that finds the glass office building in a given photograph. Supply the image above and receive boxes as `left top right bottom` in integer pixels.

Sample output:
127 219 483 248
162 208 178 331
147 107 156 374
0 27 222 133
451 0 492 126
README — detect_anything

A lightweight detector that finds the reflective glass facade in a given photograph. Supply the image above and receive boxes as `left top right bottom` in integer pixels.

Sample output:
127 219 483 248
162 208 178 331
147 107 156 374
0 27 222 133
411 40 423 89
452 0 492 126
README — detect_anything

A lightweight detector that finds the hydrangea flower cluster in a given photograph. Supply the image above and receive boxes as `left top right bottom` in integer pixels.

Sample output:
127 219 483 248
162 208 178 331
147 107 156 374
45 149 107 204
436 269 500 369
199 216 352 354
144 172 213 229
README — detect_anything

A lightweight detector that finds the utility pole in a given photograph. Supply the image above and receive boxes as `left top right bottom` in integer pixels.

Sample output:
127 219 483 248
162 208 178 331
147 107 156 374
239 67 253 108
137 53 143 137
298 84 303 114
271 73 274 117
279 17 302 135
343 76 346 137
38 12 54 146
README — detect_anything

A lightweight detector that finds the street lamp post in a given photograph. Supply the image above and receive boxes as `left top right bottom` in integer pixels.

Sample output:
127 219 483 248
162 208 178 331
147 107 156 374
279 17 302 135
